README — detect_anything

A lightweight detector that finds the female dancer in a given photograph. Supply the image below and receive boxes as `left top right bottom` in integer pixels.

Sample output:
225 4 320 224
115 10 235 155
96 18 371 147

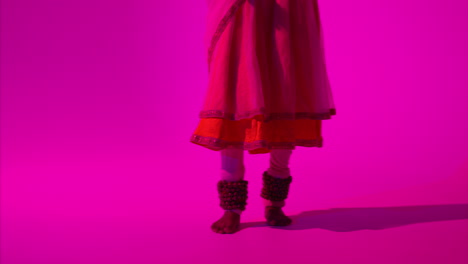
190 0 336 234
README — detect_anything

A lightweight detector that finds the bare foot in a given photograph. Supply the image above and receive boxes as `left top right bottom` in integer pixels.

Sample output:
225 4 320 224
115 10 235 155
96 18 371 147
265 206 292 226
211 211 241 234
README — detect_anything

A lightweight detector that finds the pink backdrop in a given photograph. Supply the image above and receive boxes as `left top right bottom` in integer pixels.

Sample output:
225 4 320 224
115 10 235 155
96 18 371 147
1 0 467 263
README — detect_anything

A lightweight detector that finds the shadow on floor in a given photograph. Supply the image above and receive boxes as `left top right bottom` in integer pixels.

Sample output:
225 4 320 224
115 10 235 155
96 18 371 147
240 203 468 232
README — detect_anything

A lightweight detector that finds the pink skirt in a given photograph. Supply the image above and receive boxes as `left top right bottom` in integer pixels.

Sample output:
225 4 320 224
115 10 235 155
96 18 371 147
190 0 336 154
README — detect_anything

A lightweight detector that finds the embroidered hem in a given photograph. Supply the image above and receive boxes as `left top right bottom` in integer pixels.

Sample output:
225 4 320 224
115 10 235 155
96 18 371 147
200 109 336 121
190 134 323 154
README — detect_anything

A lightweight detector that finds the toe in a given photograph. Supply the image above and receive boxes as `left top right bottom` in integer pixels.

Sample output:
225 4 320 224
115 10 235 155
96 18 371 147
213 224 224 233
225 223 238 233
212 222 221 232
268 219 278 226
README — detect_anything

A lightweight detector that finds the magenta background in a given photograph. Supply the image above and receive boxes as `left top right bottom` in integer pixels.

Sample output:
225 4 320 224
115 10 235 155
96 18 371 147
1 0 467 264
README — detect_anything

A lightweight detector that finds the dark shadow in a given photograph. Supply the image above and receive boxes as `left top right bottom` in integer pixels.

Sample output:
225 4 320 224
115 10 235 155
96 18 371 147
239 204 468 232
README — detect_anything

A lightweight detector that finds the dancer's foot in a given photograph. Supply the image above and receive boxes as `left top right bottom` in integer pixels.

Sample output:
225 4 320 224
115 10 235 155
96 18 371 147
265 206 292 226
211 211 241 234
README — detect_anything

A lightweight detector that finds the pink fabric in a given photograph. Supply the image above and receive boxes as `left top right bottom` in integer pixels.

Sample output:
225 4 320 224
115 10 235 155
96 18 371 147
202 0 336 122
266 149 293 179
204 0 240 51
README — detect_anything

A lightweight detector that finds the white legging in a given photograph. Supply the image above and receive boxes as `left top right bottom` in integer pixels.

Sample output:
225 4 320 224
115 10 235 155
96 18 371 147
220 146 293 215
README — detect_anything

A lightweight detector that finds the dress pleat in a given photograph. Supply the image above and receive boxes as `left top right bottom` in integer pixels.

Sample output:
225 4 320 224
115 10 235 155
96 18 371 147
191 0 335 154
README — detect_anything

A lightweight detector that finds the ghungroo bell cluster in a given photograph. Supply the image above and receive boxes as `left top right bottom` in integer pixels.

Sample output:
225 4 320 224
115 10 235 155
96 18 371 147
260 171 293 201
217 180 249 211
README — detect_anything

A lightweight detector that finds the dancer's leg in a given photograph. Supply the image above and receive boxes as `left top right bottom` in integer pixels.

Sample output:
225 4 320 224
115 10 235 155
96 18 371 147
263 149 293 208
220 146 245 215
261 148 294 226
221 146 245 182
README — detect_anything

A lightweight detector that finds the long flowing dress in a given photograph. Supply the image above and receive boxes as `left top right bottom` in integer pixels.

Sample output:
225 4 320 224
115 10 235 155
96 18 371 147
190 0 336 155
